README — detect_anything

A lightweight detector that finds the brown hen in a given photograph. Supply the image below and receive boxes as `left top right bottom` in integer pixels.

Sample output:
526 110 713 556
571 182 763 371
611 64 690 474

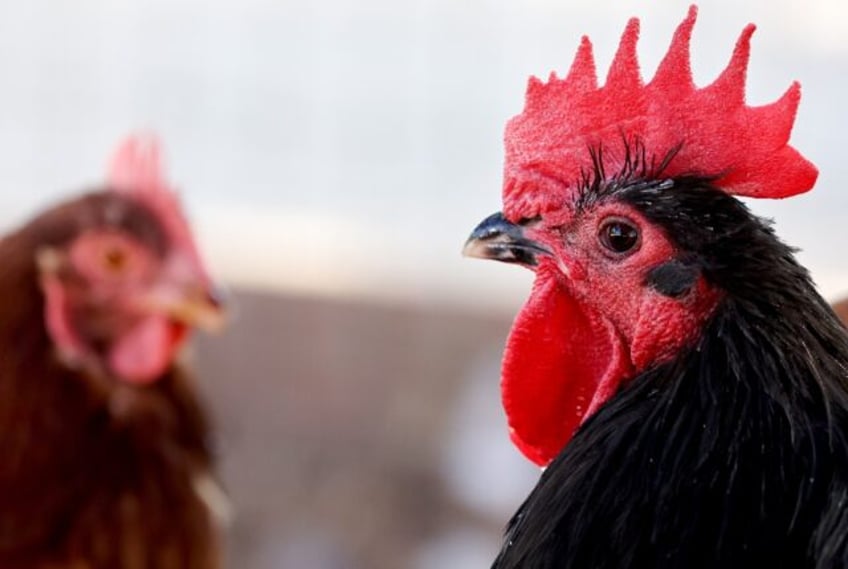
0 136 225 569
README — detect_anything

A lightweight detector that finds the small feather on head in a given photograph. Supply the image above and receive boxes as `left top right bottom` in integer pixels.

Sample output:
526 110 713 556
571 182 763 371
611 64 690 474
503 5 819 221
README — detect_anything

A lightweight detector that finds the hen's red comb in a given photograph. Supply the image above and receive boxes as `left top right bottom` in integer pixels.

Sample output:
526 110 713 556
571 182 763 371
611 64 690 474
109 134 168 196
503 5 818 219
108 134 209 281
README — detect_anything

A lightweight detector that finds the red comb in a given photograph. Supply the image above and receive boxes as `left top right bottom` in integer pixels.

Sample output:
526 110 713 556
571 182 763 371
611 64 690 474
107 134 209 282
109 134 168 195
503 5 818 219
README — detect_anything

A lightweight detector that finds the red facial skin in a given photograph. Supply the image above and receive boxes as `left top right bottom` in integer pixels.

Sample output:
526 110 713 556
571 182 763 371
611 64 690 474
503 201 720 466
40 228 197 385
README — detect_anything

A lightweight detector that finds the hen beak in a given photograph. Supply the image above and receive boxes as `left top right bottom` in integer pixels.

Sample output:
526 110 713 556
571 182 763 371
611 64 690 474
165 288 227 333
463 212 552 266
145 286 227 333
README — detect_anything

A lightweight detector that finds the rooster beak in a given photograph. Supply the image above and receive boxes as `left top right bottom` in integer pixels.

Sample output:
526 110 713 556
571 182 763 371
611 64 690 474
463 212 552 266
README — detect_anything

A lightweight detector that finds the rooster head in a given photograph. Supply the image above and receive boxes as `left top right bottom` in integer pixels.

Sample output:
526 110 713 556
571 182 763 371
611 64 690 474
465 6 817 466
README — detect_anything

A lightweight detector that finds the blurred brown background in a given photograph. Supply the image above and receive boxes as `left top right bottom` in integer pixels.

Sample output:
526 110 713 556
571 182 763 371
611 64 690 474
194 288 538 569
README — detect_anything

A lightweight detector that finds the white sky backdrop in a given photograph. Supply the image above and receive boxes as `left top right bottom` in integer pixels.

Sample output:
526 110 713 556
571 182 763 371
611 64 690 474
0 0 845 311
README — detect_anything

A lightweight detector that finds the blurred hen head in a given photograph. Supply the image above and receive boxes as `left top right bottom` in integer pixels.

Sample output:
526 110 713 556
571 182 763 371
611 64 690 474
465 6 817 466
35 135 223 385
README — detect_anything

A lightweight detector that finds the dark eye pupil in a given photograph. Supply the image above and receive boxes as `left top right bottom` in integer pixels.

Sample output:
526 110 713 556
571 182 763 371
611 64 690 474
104 248 126 270
601 221 639 253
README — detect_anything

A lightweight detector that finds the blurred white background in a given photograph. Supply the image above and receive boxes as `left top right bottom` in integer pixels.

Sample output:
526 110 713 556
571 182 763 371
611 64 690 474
0 1 845 567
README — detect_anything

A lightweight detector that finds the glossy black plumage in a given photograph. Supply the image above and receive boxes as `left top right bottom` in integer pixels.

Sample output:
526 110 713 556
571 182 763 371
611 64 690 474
493 178 848 568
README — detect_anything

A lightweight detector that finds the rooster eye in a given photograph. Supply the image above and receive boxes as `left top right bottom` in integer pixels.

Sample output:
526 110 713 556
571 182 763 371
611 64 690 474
598 218 640 255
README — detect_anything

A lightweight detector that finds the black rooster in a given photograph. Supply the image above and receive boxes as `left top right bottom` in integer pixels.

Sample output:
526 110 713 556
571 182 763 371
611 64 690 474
465 7 848 568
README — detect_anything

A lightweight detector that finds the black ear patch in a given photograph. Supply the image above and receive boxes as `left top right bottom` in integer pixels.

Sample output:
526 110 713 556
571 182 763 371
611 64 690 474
646 259 699 298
